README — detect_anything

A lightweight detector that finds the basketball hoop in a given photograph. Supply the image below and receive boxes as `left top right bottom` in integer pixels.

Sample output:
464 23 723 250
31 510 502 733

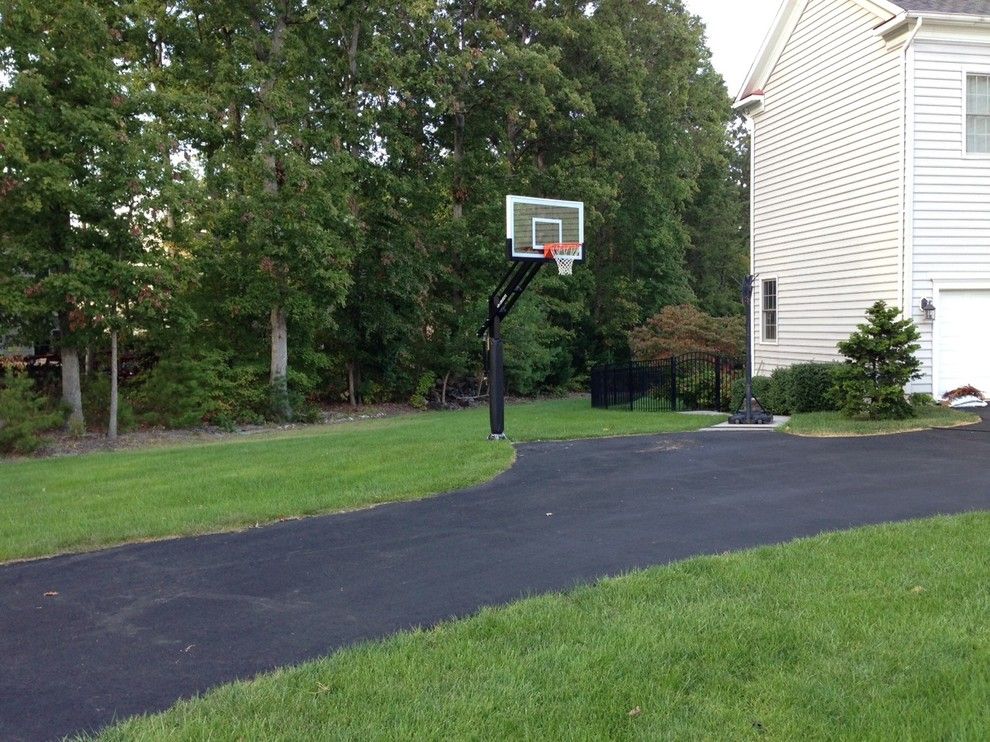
543 242 581 276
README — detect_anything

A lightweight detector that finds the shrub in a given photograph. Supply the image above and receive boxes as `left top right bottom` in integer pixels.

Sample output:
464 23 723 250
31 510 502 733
629 304 746 361
269 375 291 422
767 367 794 415
773 362 842 414
82 374 138 434
409 372 436 410
832 301 922 420
131 352 268 429
791 363 842 412
910 392 936 408
730 375 776 413
0 372 63 454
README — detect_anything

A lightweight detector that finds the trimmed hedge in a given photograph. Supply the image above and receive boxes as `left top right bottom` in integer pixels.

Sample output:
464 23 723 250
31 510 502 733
731 362 841 416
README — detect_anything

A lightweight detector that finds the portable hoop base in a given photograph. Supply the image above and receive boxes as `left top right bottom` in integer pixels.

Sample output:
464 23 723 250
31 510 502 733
543 242 582 276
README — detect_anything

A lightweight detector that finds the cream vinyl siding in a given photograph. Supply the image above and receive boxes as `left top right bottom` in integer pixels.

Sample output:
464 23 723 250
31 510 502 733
750 0 902 374
910 39 990 394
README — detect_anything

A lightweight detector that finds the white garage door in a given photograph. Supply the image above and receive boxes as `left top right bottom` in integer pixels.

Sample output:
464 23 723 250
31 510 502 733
937 289 990 396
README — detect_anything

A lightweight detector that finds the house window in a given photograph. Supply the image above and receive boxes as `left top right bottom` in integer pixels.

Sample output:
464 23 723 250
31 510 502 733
966 74 990 153
762 279 777 342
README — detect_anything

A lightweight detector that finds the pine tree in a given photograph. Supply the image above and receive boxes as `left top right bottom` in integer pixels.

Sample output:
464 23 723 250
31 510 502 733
833 301 922 420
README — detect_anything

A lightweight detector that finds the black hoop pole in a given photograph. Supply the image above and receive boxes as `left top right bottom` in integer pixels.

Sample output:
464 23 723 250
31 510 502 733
479 259 543 439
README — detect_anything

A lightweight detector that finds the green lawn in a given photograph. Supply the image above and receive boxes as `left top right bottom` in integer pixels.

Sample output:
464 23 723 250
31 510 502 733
0 399 717 562
783 405 979 437
95 513 990 740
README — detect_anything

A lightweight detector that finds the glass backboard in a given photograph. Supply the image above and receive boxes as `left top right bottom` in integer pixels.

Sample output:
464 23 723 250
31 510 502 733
506 195 584 262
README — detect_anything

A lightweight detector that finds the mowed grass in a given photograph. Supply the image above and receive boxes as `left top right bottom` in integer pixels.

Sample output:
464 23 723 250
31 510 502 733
783 405 979 437
97 513 990 740
0 399 717 562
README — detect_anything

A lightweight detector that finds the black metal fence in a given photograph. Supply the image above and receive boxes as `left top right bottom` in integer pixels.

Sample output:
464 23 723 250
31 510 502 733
591 353 743 412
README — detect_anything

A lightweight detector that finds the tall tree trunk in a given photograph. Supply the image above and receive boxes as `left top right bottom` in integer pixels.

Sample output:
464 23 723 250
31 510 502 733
61 346 84 433
270 306 291 419
108 330 118 441
270 306 288 382
347 360 359 407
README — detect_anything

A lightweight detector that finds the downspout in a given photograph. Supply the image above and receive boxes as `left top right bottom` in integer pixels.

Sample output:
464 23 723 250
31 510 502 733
747 114 757 371
902 17 923 390
901 16 923 315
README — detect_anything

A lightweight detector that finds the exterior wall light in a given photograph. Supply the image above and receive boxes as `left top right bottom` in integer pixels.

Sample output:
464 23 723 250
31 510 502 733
921 298 935 321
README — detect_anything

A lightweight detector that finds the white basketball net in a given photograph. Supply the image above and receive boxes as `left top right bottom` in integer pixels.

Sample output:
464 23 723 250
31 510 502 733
545 242 581 276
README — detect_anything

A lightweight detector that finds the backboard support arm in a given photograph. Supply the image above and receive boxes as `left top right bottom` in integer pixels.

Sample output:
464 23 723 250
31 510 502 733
479 260 543 439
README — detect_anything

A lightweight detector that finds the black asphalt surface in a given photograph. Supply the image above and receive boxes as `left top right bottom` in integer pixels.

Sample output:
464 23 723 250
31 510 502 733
4 418 990 740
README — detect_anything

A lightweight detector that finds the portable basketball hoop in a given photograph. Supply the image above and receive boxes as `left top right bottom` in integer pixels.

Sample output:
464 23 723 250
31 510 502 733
544 242 582 276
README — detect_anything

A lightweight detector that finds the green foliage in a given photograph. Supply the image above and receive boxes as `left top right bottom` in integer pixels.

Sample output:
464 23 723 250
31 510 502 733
409 373 437 411
730 375 776 414
911 393 936 408
787 363 842 413
269 377 292 424
0 372 62 455
131 353 268 430
82 375 137 434
0 0 176 431
629 304 746 361
1 0 748 419
677 367 729 412
833 302 922 420
131 357 215 429
731 363 842 416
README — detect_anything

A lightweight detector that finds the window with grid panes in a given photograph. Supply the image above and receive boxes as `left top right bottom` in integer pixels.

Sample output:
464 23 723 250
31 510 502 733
762 279 777 342
967 74 990 153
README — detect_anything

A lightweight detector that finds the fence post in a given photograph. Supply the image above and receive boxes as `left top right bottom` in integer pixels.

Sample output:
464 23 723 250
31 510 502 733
714 356 722 412
669 356 677 411
628 362 634 411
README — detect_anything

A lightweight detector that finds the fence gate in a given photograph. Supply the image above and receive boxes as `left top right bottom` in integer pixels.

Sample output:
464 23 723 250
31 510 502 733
590 353 742 412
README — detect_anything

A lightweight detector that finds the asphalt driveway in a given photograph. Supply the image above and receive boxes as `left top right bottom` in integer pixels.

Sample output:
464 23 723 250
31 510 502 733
3 420 990 740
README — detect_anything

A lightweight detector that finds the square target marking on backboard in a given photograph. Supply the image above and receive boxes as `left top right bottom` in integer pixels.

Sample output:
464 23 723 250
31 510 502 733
506 195 584 262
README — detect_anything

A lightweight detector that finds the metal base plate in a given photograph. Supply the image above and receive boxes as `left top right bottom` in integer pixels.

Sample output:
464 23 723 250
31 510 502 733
728 411 774 425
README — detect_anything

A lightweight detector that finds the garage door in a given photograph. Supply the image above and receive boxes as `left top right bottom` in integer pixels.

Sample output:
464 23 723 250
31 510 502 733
937 289 990 396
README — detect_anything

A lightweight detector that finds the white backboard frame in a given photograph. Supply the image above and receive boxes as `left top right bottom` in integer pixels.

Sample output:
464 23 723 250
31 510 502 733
506 195 584 262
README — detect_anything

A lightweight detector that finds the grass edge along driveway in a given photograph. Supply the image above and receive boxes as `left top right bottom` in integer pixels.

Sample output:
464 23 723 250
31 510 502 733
783 405 979 437
1 399 719 562
94 513 990 740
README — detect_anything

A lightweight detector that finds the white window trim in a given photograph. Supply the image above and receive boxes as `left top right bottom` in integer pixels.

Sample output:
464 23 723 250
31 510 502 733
759 276 779 346
961 68 990 159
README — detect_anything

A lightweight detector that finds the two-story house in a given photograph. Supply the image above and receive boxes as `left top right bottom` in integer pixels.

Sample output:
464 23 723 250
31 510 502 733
736 0 990 396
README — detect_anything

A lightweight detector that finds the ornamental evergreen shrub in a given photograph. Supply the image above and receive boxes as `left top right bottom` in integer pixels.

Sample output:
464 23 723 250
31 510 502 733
787 363 842 413
832 301 922 420
767 367 794 415
0 372 63 455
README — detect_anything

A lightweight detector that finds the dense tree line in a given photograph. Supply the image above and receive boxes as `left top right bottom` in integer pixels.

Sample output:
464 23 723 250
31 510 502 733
0 0 748 432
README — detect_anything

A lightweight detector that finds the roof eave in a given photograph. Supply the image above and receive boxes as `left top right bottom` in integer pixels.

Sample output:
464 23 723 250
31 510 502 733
732 94 766 114
734 0 904 106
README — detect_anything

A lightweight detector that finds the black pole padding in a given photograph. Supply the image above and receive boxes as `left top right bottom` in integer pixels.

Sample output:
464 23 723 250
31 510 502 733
488 318 506 439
